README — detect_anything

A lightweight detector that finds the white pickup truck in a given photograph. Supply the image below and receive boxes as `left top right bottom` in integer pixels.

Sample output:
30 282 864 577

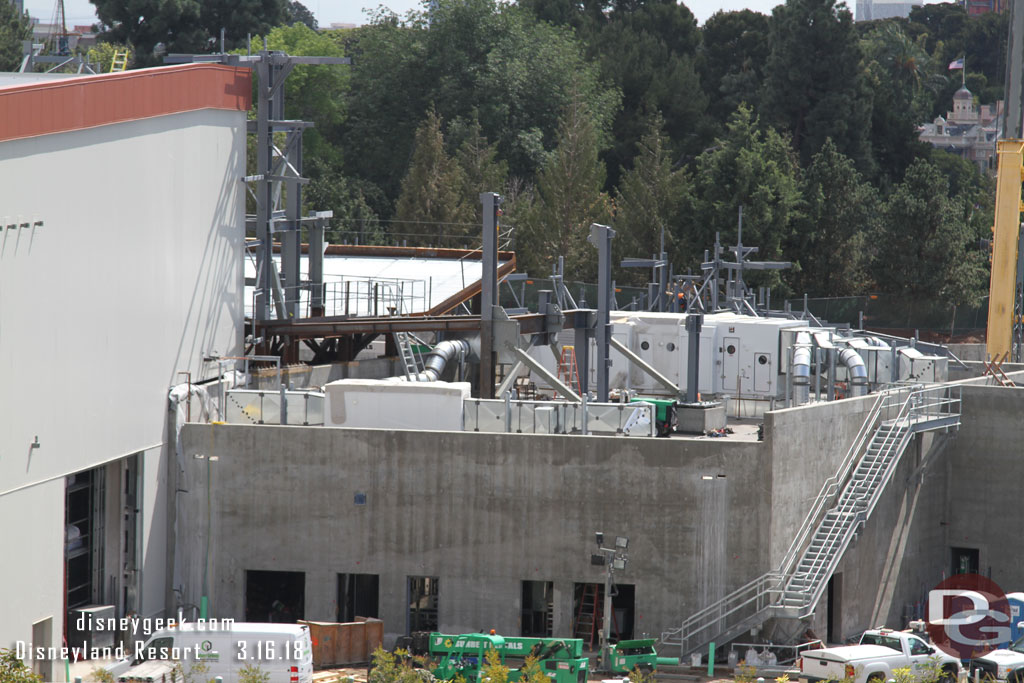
799 629 962 683
970 638 1024 682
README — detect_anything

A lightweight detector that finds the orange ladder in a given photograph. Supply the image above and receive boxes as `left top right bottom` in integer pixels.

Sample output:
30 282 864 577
557 345 581 394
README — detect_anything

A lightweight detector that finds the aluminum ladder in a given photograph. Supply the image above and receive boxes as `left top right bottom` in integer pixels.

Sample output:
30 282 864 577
394 331 426 380
660 384 961 658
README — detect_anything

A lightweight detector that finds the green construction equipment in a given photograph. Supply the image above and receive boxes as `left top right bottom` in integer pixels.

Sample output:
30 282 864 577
609 638 679 674
630 397 678 437
426 632 589 683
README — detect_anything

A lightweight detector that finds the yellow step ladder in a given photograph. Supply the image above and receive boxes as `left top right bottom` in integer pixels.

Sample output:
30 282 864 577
110 50 129 72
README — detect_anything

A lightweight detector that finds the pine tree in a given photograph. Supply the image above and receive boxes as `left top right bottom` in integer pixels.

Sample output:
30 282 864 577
515 91 612 280
451 116 509 236
872 158 987 307
0 0 31 72
394 108 469 246
613 114 694 285
792 139 879 296
760 0 872 172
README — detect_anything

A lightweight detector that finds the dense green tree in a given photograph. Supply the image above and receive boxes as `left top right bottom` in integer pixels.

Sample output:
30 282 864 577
699 10 771 127
872 158 987 306
0 649 42 683
285 1 317 29
691 105 804 293
860 21 937 186
0 1 32 72
91 0 285 65
514 93 613 280
613 114 694 284
586 0 707 187
450 117 509 226
760 0 873 172
394 109 470 245
792 139 879 296
341 0 618 217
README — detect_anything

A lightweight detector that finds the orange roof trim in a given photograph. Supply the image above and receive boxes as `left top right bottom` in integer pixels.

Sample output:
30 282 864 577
0 63 251 143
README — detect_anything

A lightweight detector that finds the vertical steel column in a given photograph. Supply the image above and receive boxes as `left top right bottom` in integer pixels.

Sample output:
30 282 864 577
574 311 593 396
588 223 616 402
479 192 501 398
282 127 303 319
255 56 272 322
685 313 703 403
309 215 326 317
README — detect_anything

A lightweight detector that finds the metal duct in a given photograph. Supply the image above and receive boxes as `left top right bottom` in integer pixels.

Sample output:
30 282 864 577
400 338 473 382
792 332 812 405
838 347 869 396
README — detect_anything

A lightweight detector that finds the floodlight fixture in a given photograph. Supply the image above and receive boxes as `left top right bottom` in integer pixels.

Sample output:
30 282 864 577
591 554 606 566
595 532 604 547
612 558 626 570
615 536 628 550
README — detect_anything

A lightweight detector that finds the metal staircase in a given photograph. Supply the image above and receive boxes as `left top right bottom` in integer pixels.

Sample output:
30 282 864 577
661 384 961 657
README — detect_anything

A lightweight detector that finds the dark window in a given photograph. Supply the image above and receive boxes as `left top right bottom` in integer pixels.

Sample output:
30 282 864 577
726 344 736 355
521 581 553 637
408 576 438 633
245 570 305 622
640 341 650 351
338 573 379 623
952 547 979 575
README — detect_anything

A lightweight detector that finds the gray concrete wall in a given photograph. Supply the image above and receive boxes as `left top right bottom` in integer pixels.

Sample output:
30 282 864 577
944 386 1024 589
765 395 879 567
177 424 768 645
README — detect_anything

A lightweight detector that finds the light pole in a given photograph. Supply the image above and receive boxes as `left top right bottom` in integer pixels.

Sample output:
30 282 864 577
591 532 629 673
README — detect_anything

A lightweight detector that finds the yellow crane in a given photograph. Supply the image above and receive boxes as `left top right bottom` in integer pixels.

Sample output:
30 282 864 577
987 0 1024 362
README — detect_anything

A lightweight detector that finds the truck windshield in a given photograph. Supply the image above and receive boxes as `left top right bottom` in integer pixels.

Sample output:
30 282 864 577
1010 634 1024 654
860 634 903 652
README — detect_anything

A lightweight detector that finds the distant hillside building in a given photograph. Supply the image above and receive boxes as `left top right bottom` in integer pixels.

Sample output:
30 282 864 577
918 85 1002 173
856 0 922 21
963 0 1006 15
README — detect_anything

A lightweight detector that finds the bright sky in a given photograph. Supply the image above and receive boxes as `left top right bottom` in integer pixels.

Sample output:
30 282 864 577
22 0 947 31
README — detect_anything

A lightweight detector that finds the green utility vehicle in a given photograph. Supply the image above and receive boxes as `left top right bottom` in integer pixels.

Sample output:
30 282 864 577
426 632 588 683
630 398 678 437
610 638 679 674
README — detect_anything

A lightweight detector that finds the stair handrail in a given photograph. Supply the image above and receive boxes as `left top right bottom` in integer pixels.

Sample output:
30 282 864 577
663 385 961 652
660 571 783 650
775 387 899 584
789 384 959 615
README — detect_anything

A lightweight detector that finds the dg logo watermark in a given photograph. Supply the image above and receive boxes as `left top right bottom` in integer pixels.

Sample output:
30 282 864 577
927 573 1010 659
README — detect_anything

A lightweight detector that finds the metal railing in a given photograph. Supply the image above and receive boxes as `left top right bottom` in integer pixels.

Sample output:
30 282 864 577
223 389 325 425
660 384 961 656
246 275 429 319
464 398 657 437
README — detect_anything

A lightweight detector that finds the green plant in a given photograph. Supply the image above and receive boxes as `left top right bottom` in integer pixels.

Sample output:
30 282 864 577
776 675 791 683
0 649 43 683
628 665 657 683
369 647 431 683
169 659 211 683
520 655 550 683
481 648 508 683
735 661 758 683
89 664 116 683
238 663 271 683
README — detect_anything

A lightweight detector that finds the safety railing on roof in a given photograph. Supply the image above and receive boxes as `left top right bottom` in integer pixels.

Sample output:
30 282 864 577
464 398 657 437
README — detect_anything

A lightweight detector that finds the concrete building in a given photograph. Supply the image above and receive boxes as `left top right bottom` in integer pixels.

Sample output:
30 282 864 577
170 376 1024 651
0 64 249 676
919 86 1002 173
856 0 922 21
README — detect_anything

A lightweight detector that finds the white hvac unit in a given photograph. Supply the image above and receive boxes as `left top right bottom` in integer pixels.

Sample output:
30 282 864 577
899 348 948 383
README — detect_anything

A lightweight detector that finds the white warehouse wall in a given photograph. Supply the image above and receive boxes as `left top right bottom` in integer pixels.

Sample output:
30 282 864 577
0 106 245 653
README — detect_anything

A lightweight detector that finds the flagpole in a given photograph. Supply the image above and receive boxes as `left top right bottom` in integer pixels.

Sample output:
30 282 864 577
963 55 966 86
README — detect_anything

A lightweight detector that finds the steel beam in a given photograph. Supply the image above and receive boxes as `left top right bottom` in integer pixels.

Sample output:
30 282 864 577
588 224 616 401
